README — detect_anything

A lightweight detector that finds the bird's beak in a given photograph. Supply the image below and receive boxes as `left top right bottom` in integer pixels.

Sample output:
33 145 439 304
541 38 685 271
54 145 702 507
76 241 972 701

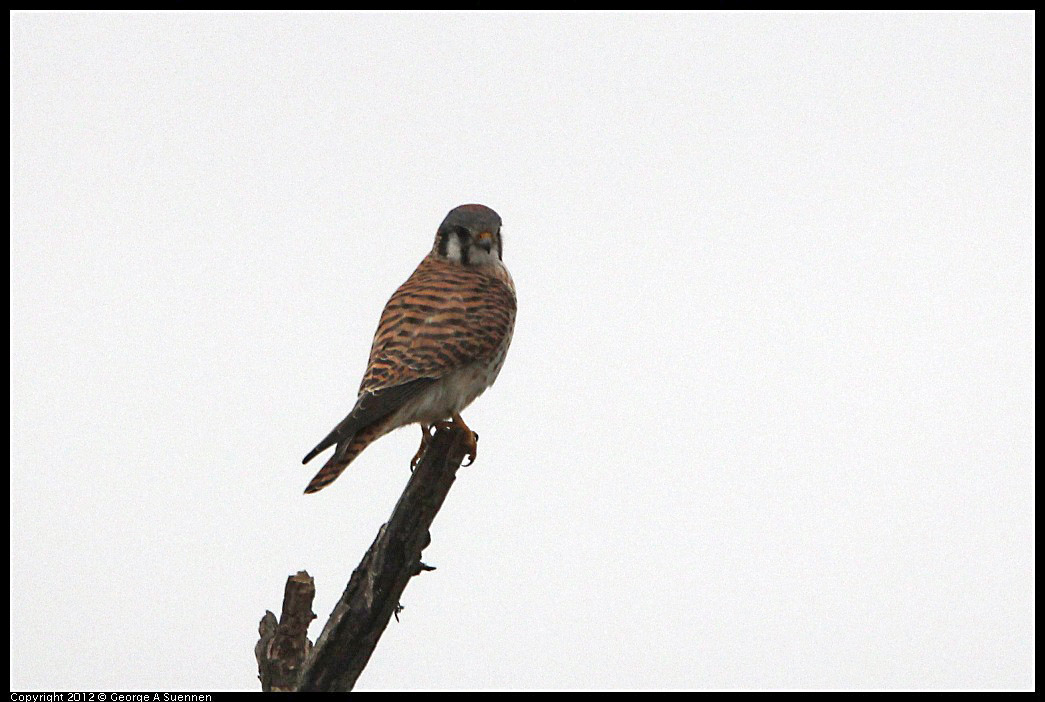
476 231 494 251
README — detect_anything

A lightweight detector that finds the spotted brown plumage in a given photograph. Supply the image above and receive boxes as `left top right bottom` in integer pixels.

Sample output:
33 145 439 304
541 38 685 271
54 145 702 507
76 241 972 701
302 204 516 494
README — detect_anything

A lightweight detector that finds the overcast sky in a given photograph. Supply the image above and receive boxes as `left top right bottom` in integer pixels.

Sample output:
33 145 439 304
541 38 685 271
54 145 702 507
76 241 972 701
9 11 1034 691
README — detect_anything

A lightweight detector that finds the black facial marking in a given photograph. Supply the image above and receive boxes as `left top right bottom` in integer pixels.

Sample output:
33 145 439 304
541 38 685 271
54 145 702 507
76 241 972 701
459 229 471 265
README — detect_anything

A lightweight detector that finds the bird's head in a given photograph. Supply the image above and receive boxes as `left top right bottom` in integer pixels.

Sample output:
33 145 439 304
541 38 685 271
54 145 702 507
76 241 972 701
433 204 504 266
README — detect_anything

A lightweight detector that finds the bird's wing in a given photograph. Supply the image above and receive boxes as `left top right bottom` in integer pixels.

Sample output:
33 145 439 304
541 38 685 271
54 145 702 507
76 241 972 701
301 377 436 465
358 255 517 395
302 255 516 466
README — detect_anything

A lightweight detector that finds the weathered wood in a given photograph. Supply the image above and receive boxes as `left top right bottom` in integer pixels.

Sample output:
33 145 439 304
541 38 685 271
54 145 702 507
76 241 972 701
258 425 472 692
255 571 317 691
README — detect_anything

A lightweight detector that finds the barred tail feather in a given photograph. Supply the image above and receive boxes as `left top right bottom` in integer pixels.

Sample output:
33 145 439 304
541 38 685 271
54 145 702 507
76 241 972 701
303 423 384 494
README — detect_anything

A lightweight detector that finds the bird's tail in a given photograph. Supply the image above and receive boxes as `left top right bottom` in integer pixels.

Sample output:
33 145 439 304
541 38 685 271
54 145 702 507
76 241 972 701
303 422 385 494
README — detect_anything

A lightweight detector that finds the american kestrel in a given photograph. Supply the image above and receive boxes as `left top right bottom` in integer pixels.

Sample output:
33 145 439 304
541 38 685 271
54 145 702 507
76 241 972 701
302 204 516 494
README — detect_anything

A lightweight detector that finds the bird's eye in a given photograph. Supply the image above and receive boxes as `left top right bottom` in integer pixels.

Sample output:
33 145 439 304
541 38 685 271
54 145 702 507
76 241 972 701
454 226 470 238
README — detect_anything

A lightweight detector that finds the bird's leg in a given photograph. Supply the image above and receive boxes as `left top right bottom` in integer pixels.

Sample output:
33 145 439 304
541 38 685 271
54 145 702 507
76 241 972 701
410 424 432 471
433 413 478 466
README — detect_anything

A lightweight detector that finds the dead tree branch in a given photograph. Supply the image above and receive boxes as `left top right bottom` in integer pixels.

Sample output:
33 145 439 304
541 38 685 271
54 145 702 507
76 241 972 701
257 425 472 692
255 571 317 691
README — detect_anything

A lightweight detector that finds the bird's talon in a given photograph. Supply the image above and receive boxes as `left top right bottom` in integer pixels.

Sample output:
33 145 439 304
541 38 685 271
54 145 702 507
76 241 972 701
410 425 430 471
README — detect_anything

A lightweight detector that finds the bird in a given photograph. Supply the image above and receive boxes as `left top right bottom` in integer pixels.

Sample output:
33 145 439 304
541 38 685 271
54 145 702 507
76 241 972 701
301 204 517 494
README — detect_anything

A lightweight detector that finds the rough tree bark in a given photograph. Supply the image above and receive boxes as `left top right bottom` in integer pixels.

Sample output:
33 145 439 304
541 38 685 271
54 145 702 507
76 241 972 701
256 425 474 692
255 571 316 692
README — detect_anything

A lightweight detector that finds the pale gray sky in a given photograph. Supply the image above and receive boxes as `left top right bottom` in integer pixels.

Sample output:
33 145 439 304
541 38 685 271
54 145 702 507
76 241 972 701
9 11 1035 691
